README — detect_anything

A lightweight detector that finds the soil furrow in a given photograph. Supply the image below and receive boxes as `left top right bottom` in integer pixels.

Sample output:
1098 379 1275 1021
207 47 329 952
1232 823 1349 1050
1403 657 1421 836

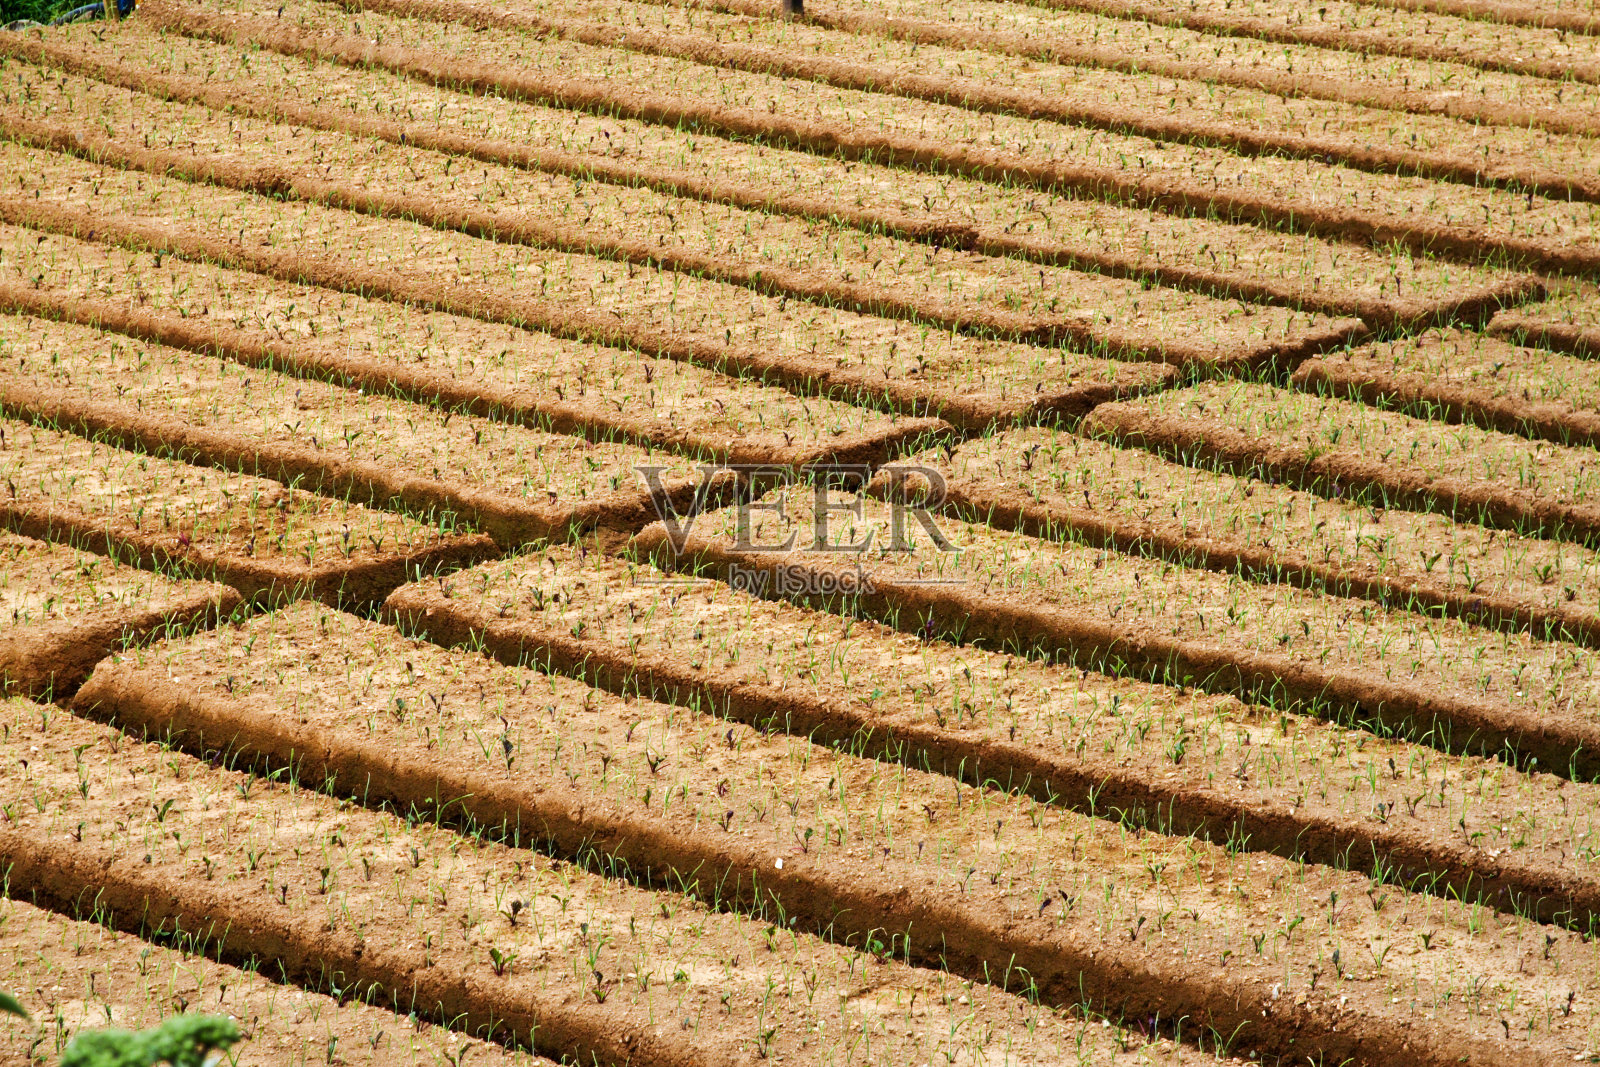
1085 383 1600 546
1491 317 1600 360
1491 284 1600 360
625 491 1600 780
870 431 1600 648
0 230 935 472
0 531 239 699
0 693 1226 1066
0 143 1172 432
1003 0 1600 83
598 0 1600 138
347 0 1600 206
0 840 727 1067
0 26 1533 331
0 81 1364 369
0 312 747 547
0 891 559 1066
1355 0 1600 33
378 548 1600 933
64 603 1589 1063
1292 329 1600 450
0 414 493 608
130 2 1600 275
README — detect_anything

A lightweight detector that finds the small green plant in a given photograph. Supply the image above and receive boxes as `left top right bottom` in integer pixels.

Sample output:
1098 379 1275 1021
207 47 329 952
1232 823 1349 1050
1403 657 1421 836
488 946 518 976
60 1014 242 1067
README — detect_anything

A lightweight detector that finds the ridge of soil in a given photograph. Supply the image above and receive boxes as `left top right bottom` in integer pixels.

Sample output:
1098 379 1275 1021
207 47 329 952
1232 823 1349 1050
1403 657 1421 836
1 498 492 609
869 445 1600 647
0 104 1367 371
1491 313 1600 361
0 416 495 608
1009 0 1600 83
0 694 1230 1066
0 165 1173 433
0 355 741 548
378 555 1600 930
0 780 749 1067
137 1 1600 276
624 506 1600 780
607 0 1600 137
1357 0 1600 33
0 892 558 1066
61 608 1556 1066
0 532 239 698
352 0 1600 206
0 28 1538 331
0 281 941 473
1293 334 1600 450
1083 400 1600 546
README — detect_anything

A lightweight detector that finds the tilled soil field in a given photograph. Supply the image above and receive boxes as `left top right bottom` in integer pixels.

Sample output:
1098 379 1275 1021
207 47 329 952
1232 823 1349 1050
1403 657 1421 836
0 0 1598 1062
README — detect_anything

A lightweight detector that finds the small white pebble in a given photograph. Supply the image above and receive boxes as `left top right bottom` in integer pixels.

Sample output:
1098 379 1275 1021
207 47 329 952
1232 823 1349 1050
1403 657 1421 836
774 858 783 869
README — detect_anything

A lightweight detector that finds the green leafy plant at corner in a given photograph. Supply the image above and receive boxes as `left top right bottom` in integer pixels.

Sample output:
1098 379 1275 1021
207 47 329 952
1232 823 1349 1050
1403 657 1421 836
0 991 28 1021
60 1014 242 1067
0 0 74 24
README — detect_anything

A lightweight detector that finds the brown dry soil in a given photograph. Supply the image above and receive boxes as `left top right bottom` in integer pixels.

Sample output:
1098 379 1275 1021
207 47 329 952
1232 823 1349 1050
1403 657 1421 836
136 0 1600 274
64 601 1600 1063
704 0 1600 134
0 414 493 607
1007 0 1600 81
628 489 1600 777
5 0 1600 1060
0 140 1172 430
0 226 936 471
0 530 237 699
1354 0 1600 34
358 0 1600 206
1293 328 1600 449
0 693 1222 1067
0 60 1370 371
0 309 744 546
891 424 1600 645
378 546 1600 931
0 25 1538 329
0 892 558 1066
1086 381 1600 545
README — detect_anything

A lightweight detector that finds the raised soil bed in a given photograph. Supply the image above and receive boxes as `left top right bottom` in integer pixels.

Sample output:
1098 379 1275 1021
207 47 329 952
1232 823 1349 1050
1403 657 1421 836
884 423 1600 645
0 692 1207 1066
380 545 1600 934
136 0 1600 275
0 63 1369 373
0 310 744 547
0 530 237 698
0 890 556 1066
0 140 1170 431
0 414 493 608
2 24 1538 327
64 602 1599 1063
1292 328 1600 450
627 488 1600 778
0 225 935 471
1085 382 1600 546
